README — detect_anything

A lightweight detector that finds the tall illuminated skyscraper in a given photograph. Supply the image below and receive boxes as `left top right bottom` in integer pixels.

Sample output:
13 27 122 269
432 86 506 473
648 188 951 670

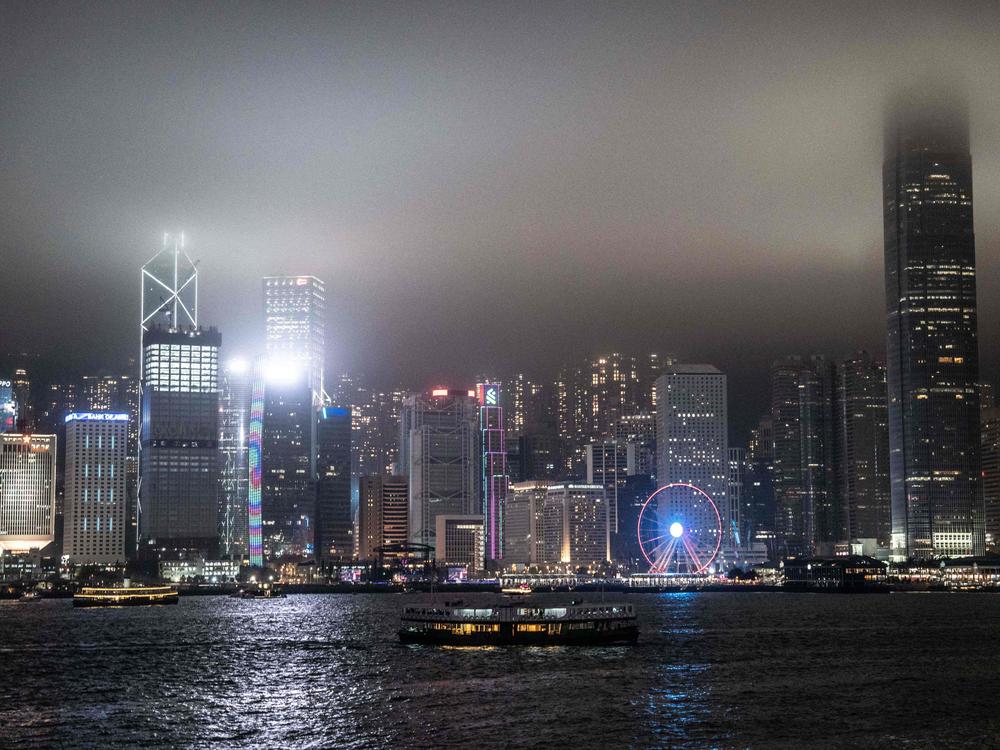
655 365 731 548
263 276 326 402
477 383 507 562
884 92 984 559
260 362 313 559
139 326 221 557
218 359 251 559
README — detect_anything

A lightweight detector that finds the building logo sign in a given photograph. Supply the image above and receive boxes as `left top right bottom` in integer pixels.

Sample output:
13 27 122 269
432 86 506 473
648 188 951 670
65 412 129 423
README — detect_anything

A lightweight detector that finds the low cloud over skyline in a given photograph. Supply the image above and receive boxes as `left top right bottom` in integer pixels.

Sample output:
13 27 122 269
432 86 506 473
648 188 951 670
3 1 1000 434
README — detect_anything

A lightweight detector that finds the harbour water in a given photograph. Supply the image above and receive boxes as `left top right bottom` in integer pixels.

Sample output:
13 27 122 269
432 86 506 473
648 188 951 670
2 592 999 749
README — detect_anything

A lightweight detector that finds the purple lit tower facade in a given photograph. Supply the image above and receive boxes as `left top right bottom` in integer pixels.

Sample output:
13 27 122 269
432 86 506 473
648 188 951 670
247 356 265 568
478 383 508 562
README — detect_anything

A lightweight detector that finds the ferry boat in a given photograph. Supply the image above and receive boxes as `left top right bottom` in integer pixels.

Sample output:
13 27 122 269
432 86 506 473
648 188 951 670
73 584 179 608
399 601 638 645
500 584 533 596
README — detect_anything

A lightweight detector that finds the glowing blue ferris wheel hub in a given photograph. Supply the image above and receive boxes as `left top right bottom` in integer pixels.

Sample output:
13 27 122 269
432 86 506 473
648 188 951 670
669 522 684 538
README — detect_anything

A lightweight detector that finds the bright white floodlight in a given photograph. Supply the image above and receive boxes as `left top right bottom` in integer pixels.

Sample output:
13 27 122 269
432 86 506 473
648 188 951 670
669 522 684 539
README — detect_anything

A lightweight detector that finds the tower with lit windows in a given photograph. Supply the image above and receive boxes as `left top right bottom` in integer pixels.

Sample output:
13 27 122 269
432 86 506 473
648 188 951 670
883 92 983 558
63 413 128 563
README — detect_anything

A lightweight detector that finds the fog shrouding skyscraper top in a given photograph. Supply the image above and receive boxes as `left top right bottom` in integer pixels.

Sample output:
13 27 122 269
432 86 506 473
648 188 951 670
883 91 984 559
263 276 326 402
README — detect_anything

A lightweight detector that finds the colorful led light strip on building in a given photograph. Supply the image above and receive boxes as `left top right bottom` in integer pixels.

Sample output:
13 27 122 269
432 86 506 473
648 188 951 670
247 360 265 567
477 383 508 561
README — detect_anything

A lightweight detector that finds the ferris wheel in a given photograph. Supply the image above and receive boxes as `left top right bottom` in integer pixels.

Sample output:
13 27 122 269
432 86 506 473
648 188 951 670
637 483 723 575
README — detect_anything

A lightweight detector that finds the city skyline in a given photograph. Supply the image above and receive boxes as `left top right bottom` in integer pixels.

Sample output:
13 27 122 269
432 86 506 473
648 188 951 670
4 3 1000 443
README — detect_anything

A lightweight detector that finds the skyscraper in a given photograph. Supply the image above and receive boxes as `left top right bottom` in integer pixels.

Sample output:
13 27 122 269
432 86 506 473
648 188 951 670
770 357 808 555
477 383 507 562
883 92 984 559
260 362 313 559
837 352 890 549
400 389 479 550
315 406 353 561
0 433 55 553
62 413 128 563
139 326 221 557
218 359 251 559
502 480 551 567
358 474 408 562
655 365 731 548
263 276 326 402
542 483 609 567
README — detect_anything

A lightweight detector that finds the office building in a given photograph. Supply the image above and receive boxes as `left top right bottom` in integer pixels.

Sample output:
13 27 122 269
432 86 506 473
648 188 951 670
542 483 609 567
884 92 984 558
358 474 409 562
62 413 128 563
502 480 551 566
837 353 890 549
260 362 314 559
0 433 56 552
400 389 479 549
315 406 352 561
743 416 776 549
981 406 1000 551
263 276 326 402
656 364 731 545
218 359 250 559
586 439 638 556
477 383 508 561
435 514 484 574
139 325 221 557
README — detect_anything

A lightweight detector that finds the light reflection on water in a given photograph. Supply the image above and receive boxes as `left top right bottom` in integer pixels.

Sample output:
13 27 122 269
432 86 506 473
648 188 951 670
2 592 1000 748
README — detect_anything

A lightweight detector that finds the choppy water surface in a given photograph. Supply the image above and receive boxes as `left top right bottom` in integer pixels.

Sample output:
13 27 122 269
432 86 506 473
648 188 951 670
2 592 999 749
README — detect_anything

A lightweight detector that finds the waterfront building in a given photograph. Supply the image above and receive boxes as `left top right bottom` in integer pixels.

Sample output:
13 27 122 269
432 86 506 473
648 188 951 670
542 483 609 568
263 276 326 403
400 389 479 549
728 447 744 547
358 474 409 561
218 359 250 559
62 413 128 563
315 406 353 561
884 92 984 558
586 439 638 556
798 356 842 553
0 433 56 552
260 362 314 559
981 406 1000 551
502 480 551 566
434 514 484 574
655 364 731 547
477 383 508 562
743 415 776 550
139 325 221 557
837 353 891 549
159 557 240 583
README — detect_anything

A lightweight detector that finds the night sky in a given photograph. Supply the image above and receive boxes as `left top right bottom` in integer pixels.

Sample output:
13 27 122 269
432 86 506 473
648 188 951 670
3 1 1000 437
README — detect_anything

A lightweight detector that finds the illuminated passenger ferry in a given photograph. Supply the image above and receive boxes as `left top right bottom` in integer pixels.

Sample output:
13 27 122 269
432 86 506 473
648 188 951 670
399 601 638 645
73 584 179 608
